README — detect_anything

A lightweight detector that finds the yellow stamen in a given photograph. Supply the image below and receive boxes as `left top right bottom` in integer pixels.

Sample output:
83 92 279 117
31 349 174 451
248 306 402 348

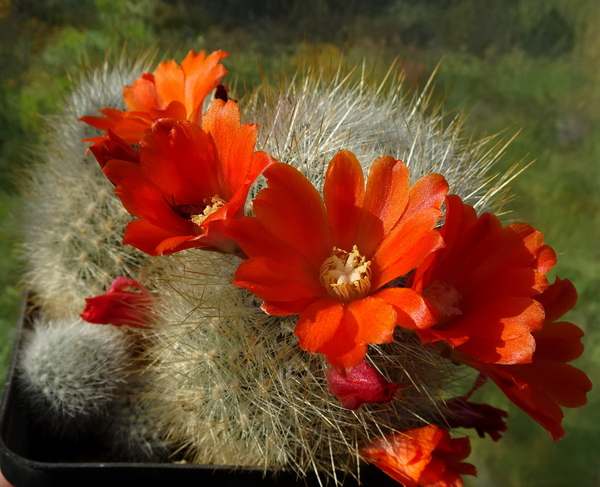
191 195 226 226
320 245 372 302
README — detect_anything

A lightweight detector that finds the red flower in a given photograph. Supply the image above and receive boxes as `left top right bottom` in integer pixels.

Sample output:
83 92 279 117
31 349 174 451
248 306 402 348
229 150 448 374
326 360 401 410
80 50 229 147
411 194 557 365
360 425 476 487
453 277 592 440
81 277 153 329
103 99 275 256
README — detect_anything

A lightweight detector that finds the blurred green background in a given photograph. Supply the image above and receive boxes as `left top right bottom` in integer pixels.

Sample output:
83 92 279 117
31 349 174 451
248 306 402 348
1 0 599 485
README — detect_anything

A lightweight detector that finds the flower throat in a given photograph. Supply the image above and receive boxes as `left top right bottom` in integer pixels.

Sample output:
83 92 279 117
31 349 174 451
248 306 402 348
320 245 372 301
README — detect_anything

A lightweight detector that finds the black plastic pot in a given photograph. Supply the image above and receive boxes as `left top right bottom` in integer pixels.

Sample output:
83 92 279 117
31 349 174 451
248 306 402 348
0 300 396 487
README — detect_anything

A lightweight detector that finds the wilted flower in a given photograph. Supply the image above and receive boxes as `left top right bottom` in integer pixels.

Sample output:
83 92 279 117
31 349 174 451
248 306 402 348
444 375 508 441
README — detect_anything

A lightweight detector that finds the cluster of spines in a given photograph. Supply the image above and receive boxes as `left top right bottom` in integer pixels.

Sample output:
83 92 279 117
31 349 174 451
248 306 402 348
245 65 519 213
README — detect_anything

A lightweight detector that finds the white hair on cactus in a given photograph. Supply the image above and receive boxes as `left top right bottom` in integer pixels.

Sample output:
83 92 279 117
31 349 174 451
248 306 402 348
18 317 131 422
244 66 520 213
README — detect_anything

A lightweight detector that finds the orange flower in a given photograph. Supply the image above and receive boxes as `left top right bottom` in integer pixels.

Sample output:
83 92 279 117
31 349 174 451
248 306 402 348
103 99 275 255
453 277 592 440
411 194 557 365
229 150 448 374
360 425 476 487
80 50 228 147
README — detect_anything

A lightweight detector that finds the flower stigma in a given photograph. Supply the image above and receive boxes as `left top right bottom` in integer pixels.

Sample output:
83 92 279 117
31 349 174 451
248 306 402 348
320 245 372 302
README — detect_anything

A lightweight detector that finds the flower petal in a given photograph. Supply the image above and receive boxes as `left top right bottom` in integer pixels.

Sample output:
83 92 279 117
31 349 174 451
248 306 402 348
431 297 545 364
123 73 162 112
148 100 188 121
122 220 187 256
346 296 398 345
261 298 325 316
375 287 437 330
141 119 220 203
356 156 410 257
320 335 369 376
182 50 229 123
533 321 585 363
114 177 192 234
234 256 325 304
535 277 578 323
102 158 144 186
316 298 397 374
295 298 345 353
153 59 185 110
254 163 332 268
323 150 365 250
372 208 444 289
204 103 277 200
404 173 449 220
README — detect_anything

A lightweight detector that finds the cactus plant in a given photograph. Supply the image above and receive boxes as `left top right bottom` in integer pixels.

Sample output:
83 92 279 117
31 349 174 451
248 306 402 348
18 317 132 428
13 50 590 487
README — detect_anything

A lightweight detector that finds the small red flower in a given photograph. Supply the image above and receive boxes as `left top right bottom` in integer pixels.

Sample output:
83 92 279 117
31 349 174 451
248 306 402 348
229 150 448 374
411 194 557 365
454 277 592 440
80 50 229 147
103 99 275 256
360 425 476 487
81 277 153 329
326 360 401 410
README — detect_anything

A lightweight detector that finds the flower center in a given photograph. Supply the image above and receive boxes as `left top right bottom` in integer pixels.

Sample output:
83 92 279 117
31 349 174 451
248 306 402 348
190 195 227 225
320 245 372 302
168 195 227 225
423 280 462 322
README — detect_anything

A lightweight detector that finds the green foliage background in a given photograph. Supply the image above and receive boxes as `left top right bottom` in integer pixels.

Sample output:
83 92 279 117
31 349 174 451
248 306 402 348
1 0 599 485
